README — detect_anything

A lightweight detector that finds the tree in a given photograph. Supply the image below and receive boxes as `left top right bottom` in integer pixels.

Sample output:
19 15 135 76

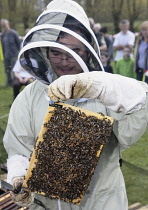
0 0 3 21
17 0 40 30
7 0 17 28
126 0 142 31
0 0 148 35
110 0 124 33
84 0 99 17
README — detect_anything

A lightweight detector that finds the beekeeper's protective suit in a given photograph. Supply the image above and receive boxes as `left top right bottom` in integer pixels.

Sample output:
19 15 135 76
3 0 148 210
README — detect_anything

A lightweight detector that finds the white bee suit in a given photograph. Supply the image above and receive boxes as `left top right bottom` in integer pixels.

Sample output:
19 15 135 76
4 79 148 210
3 0 148 209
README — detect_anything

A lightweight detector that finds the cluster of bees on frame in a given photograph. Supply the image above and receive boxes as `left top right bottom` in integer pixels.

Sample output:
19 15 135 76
27 106 113 204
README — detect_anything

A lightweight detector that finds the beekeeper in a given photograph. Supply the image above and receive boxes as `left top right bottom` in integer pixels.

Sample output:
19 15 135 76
3 0 148 210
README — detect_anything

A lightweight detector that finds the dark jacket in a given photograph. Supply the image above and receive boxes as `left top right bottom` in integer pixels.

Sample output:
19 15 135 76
1 29 20 59
134 36 148 72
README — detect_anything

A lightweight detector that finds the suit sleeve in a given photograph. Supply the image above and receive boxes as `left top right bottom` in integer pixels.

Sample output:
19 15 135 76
108 91 148 151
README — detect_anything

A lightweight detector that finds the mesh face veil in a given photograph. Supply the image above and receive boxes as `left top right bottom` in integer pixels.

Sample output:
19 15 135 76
19 0 104 85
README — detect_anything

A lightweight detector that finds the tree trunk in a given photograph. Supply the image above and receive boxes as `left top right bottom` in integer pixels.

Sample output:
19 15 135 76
7 0 17 29
113 13 121 33
111 0 124 33
126 0 142 32
0 0 3 20
23 18 29 30
85 0 99 17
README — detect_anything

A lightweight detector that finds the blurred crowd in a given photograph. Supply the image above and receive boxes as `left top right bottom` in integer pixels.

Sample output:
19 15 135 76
89 17 148 82
0 17 148 100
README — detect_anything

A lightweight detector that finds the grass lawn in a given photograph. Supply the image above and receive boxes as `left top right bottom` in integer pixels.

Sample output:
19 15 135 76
0 60 13 166
121 129 148 205
0 60 147 205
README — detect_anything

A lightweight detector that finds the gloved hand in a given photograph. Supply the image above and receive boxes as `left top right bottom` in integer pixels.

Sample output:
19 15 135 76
48 71 147 114
10 176 34 207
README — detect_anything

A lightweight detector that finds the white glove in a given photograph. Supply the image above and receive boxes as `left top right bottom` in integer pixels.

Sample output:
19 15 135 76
48 71 148 114
10 176 34 207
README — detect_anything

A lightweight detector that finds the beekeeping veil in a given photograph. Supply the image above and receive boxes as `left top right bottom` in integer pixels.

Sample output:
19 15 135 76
19 0 104 85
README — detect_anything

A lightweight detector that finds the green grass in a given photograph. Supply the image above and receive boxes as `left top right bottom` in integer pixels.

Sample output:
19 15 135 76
0 60 12 170
121 129 148 205
0 83 12 166
0 59 148 205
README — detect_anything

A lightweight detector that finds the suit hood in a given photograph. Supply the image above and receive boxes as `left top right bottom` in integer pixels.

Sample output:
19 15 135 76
19 0 103 84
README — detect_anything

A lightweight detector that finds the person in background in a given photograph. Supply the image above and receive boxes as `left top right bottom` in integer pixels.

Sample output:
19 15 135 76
100 26 114 62
101 51 113 73
88 17 95 30
12 60 32 99
113 19 135 62
134 21 148 83
0 19 20 86
93 23 107 52
115 46 136 78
